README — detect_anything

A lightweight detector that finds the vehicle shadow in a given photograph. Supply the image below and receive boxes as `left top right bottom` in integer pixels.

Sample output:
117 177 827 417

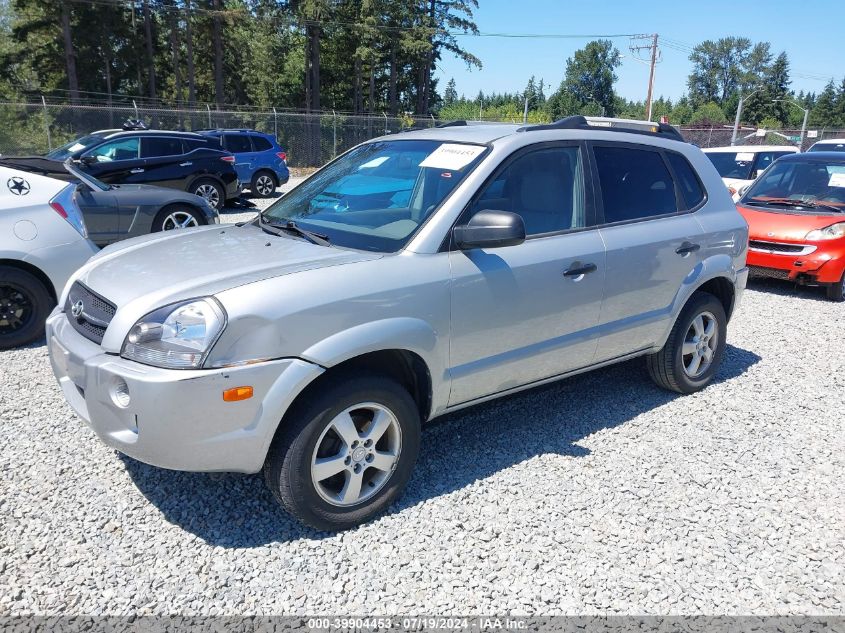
120 343 761 547
746 276 831 302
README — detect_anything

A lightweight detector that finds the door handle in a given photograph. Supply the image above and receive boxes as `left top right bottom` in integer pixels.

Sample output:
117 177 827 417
130 168 144 174
675 241 701 255
179 161 192 167
563 262 598 278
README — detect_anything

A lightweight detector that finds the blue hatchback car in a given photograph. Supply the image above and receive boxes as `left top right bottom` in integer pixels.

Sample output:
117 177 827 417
198 129 289 197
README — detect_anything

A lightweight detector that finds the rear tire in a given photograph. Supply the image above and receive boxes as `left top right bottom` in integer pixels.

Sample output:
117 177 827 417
189 178 224 210
647 292 727 394
263 371 421 531
151 205 204 232
0 266 54 350
251 170 277 197
825 271 845 302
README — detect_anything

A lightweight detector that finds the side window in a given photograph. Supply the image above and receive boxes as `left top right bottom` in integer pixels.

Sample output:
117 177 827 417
251 136 273 151
85 137 139 162
225 134 254 153
666 152 705 210
470 146 586 236
184 138 206 152
141 137 184 158
593 145 677 223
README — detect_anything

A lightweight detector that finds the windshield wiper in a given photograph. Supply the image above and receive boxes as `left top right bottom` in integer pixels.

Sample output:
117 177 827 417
750 198 844 213
259 215 331 246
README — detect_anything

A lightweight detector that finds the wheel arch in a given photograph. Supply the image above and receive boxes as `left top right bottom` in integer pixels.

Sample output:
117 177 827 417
155 202 209 227
0 258 58 301
252 167 279 186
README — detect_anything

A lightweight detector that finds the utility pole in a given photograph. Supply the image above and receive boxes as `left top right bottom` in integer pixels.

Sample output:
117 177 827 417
630 34 660 121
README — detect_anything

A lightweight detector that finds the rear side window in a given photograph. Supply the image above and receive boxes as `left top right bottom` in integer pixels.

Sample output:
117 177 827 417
593 145 677 223
141 137 184 158
666 152 705 210
225 134 253 153
251 136 273 151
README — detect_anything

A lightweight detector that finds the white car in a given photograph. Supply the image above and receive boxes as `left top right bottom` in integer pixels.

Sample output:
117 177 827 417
703 145 798 201
1 166 98 348
807 138 845 153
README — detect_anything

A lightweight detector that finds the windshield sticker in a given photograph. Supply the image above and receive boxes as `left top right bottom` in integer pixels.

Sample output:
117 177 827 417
735 152 754 162
829 172 845 188
7 176 30 196
419 144 485 170
68 142 86 153
360 156 390 168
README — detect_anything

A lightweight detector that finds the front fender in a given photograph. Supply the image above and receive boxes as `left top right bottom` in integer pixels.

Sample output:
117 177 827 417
300 317 449 415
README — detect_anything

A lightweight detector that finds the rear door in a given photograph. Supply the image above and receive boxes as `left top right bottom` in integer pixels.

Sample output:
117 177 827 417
140 136 191 189
589 142 706 363
448 142 607 405
223 134 255 183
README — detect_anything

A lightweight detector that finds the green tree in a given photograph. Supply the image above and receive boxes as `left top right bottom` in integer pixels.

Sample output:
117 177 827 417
742 51 791 125
809 80 839 127
687 37 771 108
443 77 457 106
546 39 621 119
690 101 727 125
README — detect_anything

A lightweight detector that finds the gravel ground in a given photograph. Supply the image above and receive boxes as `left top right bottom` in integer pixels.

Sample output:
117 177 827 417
1 193 843 614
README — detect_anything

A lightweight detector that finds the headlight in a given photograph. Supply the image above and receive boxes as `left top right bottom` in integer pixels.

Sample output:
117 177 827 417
805 222 845 241
121 298 226 369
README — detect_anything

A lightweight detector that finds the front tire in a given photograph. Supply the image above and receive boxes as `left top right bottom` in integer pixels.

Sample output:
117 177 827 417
0 266 54 350
251 170 277 197
825 271 845 302
151 205 204 232
263 372 421 531
189 178 224 210
647 292 727 394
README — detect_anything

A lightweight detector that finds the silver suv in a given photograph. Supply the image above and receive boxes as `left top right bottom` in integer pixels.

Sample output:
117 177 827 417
47 117 749 530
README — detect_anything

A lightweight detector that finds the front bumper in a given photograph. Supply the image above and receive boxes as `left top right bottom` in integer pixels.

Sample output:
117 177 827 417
46 310 324 473
747 245 845 284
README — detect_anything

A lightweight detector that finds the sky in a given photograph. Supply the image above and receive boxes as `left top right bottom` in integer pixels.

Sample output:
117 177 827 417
436 0 845 104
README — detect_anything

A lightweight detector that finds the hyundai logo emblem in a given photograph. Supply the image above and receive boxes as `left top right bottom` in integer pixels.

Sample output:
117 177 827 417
71 300 84 318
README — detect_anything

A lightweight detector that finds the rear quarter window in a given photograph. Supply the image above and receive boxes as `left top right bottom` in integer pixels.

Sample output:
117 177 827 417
666 152 705 210
251 136 273 151
224 134 254 153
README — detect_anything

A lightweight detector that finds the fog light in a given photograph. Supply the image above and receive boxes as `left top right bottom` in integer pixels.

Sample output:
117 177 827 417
110 377 131 408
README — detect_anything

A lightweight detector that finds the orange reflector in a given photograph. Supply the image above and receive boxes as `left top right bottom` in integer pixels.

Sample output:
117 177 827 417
223 386 253 402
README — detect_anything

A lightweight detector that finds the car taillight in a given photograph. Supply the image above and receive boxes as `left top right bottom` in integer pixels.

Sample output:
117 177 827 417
49 185 88 238
276 151 287 162
220 155 235 163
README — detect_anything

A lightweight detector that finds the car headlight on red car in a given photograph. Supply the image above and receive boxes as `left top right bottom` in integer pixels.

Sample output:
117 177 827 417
805 222 845 241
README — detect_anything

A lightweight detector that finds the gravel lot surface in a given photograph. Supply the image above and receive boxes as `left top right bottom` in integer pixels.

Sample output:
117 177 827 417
1 184 843 615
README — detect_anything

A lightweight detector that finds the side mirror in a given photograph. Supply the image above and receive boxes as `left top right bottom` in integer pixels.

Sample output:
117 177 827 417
454 210 526 250
79 155 96 165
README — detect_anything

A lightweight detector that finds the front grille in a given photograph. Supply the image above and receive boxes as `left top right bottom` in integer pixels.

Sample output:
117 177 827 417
748 240 815 255
64 282 116 344
749 266 792 280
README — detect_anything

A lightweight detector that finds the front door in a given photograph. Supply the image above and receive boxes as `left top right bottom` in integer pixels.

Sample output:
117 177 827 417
81 137 144 184
448 143 606 406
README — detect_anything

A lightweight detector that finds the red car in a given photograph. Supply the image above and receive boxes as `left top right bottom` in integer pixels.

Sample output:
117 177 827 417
736 152 845 301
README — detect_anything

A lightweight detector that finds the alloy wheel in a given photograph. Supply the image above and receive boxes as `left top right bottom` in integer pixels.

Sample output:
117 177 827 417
682 311 718 378
310 403 402 507
195 184 220 208
255 175 274 196
0 284 33 335
161 209 199 230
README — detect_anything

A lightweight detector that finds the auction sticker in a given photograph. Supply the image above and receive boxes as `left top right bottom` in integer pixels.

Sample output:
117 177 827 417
420 144 485 170
829 172 845 188
735 152 754 162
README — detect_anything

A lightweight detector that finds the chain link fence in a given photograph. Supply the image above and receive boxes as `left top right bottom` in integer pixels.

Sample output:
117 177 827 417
1 99 843 166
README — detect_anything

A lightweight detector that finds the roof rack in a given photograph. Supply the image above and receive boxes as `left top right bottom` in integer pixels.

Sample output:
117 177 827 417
435 120 511 128
518 115 684 142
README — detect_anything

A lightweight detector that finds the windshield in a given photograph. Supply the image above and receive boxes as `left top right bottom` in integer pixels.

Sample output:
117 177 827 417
46 134 106 160
742 160 845 211
705 151 756 180
262 139 487 252
808 142 845 153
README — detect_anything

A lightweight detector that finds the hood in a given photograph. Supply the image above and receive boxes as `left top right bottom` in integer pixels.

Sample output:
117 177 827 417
74 224 381 309
738 205 844 242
